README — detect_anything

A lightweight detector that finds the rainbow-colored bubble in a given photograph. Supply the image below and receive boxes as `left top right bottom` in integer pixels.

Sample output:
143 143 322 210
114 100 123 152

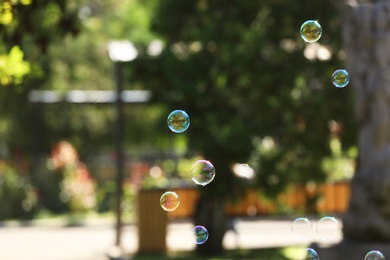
190 160 216 186
304 248 319 260
167 110 190 133
300 20 322 43
160 191 180 211
193 225 209 245
365 250 385 260
332 69 350 88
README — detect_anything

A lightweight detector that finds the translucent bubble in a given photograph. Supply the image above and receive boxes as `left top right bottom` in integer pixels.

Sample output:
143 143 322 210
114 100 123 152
160 191 180 211
300 20 322 43
316 216 341 241
304 248 320 260
193 225 209 245
190 160 216 186
167 110 190 133
291 217 313 238
365 250 385 260
332 69 350 88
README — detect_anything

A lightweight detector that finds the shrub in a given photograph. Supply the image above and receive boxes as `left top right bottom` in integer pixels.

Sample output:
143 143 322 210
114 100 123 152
0 161 37 219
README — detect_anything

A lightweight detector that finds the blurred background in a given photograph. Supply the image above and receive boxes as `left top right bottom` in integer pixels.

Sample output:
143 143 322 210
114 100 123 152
0 0 362 259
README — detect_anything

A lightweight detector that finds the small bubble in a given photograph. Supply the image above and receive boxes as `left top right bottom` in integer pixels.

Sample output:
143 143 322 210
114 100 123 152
167 110 190 133
304 248 320 260
300 20 322 43
190 160 216 186
365 250 385 260
332 69 350 88
160 191 180 211
316 216 341 241
291 217 313 239
193 225 209 244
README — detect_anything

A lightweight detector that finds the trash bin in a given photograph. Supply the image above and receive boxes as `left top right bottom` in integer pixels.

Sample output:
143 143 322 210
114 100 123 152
137 189 167 253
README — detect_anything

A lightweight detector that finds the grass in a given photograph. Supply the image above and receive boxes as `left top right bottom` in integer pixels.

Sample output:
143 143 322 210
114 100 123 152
128 247 306 260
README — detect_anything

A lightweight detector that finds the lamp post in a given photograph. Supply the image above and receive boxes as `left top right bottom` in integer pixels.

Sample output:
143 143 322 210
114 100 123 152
107 40 138 248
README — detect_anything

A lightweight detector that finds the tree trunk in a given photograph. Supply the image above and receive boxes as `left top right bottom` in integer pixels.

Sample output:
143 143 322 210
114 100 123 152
193 196 227 256
341 0 390 241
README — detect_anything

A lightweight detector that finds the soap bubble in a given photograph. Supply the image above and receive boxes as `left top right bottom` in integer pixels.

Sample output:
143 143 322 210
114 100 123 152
303 248 320 260
193 225 209 244
160 191 180 211
291 217 313 238
300 20 322 43
167 110 190 133
365 250 385 260
316 216 341 241
332 69 350 88
190 160 216 186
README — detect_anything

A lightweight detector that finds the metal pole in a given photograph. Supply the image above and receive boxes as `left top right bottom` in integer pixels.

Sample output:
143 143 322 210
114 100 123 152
30 102 41 183
114 61 124 247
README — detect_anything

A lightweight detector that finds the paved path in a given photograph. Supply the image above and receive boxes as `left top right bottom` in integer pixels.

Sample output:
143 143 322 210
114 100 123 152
0 217 342 260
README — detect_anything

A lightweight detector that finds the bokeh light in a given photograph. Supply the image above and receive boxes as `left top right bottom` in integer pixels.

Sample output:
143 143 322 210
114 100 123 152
232 163 255 179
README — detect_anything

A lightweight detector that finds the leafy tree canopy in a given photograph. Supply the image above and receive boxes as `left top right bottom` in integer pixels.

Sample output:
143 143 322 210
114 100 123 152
130 1 358 255
0 0 162 155
132 0 357 200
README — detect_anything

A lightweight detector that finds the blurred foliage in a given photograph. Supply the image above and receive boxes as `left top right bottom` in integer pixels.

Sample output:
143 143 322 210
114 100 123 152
0 1 34 86
0 0 165 157
59 164 96 214
34 141 97 217
0 0 359 226
322 136 357 181
0 0 81 158
34 161 69 214
96 180 136 222
0 0 80 53
130 1 359 254
0 1 32 25
0 45 30 86
50 141 96 214
132 0 357 201
0 161 37 219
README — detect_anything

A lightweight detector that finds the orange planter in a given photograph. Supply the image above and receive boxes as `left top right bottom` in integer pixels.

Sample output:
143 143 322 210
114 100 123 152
137 183 351 253
162 182 351 219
